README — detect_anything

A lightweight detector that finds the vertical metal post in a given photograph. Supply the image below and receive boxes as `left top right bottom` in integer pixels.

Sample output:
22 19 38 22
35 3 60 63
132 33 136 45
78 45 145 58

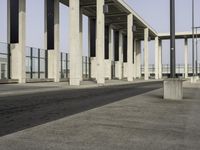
196 28 198 75
82 56 84 79
192 0 195 76
45 50 48 79
38 49 40 79
30 47 33 79
7 44 11 79
60 53 63 79
89 57 91 79
66 53 68 78
86 57 88 78
170 0 176 78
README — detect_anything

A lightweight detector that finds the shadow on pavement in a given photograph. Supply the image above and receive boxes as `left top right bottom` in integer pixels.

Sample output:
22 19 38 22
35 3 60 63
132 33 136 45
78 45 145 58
0 81 162 137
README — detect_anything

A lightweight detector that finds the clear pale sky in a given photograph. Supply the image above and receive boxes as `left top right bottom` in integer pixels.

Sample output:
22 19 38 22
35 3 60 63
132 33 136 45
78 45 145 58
0 0 200 64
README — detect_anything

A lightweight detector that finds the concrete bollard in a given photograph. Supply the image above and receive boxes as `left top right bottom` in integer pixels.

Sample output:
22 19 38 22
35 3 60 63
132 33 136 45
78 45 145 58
164 78 183 100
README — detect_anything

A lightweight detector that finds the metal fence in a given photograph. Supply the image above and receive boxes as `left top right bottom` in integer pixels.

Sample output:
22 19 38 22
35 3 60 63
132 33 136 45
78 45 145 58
26 47 48 79
141 64 200 76
60 52 69 79
82 56 90 79
0 42 10 80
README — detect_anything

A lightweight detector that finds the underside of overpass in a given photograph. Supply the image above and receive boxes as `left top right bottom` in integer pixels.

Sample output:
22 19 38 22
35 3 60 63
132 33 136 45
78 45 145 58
0 0 199 85
60 0 157 40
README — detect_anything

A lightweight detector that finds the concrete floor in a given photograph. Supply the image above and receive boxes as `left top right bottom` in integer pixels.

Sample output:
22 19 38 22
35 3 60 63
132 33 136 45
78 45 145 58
0 81 200 150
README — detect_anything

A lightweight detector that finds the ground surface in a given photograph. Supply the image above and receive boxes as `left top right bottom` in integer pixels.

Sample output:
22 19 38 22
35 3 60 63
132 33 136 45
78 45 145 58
0 81 200 150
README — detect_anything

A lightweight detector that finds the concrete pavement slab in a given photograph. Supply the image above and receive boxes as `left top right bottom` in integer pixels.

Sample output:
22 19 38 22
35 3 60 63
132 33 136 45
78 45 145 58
0 82 200 150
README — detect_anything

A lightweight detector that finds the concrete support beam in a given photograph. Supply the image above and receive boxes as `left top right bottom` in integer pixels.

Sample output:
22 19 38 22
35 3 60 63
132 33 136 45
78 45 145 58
88 18 96 79
133 39 137 79
158 40 162 79
184 38 188 79
104 26 114 80
136 40 141 78
96 0 105 84
109 26 114 62
127 14 134 81
144 28 149 80
155 37 159 79
8 0 26 83
115 31 123 80
104 25 110 80
69 0 83 85
45 0 60 82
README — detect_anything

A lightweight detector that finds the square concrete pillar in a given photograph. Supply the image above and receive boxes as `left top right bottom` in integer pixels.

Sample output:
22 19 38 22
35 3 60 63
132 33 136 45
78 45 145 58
104 25 114 80
155 37 159 79
88 18 96 79
7 0 26 83
133 39 137 79
96 0 105 84
158 40 163 79
115 31 124 80
136 40 141 78
184 38 188 79
115 31 123 80
90 57 97 79
104 60 111 79
69 0 82 85
109 26 114 63
123 63 128 78
144 28 149 80
44 0 60 82
127 14 134 82
164 79 183 100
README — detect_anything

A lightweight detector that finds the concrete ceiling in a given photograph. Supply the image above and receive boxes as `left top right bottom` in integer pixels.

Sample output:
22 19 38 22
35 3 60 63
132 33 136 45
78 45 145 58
60 0 157 40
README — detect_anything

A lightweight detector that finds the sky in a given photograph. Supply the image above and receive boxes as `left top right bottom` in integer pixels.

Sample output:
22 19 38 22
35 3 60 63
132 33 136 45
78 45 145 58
0 0 200 64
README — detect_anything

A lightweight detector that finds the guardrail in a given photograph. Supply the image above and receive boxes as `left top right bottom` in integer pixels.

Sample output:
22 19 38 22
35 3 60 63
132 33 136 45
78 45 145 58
0 42 10 80
26 46 48 79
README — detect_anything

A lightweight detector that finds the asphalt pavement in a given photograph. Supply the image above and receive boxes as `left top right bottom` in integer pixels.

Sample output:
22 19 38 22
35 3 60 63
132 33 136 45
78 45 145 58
0 81 162 137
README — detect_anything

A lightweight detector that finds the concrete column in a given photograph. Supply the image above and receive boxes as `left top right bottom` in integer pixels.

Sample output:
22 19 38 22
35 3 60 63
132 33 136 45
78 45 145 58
45 0 60 82
127 14 134 81
104 26 112 80
96 0 105 84
88 18 96 79
133 39 137 79
109 26 114 62
155 37 159 79
69 0 82 85
7 0 26 83
115 30 123 79
136 40 141 78
109 26 114 79
184 38 188 78
158 40 162 79
144 28 149 80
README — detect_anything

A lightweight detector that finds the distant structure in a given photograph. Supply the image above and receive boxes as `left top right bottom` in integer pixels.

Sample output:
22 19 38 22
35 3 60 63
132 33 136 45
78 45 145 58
0 0 199 84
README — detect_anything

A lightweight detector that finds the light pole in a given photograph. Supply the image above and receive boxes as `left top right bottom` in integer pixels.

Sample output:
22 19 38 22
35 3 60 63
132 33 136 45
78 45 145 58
192 0 195 76
163 0 183 100
170 0 176 78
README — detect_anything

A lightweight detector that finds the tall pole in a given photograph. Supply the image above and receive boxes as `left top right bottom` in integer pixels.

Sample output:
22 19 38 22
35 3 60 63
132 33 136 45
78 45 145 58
192 0 195 76
196 27 198 75
170 0 176 78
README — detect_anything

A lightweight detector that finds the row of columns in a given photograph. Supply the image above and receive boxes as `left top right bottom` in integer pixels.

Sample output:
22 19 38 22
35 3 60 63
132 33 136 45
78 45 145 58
7 0 163 85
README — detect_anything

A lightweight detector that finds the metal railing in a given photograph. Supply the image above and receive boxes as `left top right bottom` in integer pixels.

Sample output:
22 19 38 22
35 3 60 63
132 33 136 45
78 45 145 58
141 64 200 76
0 42 10 80
82 56 90 79
26 47 48 79
60 52 69 79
